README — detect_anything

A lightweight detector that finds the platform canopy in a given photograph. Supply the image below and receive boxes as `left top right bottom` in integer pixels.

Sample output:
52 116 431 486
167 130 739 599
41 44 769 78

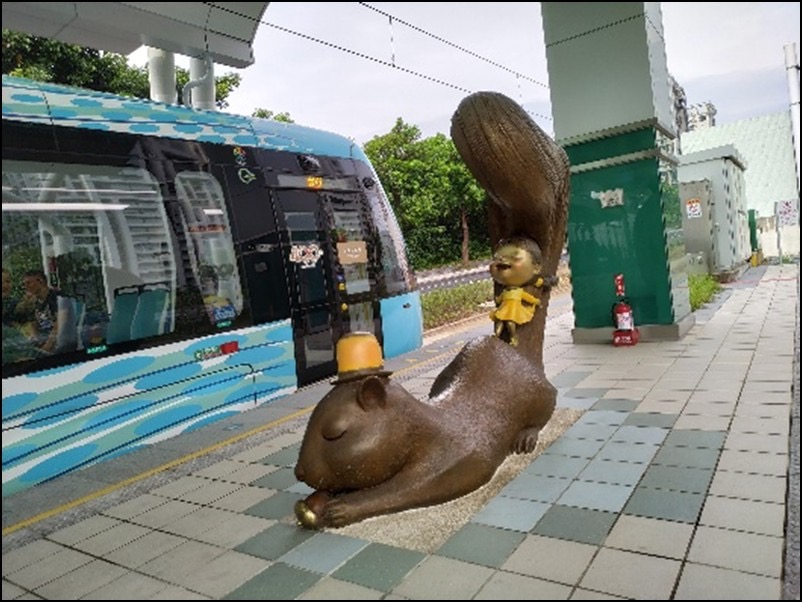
1 2 270 68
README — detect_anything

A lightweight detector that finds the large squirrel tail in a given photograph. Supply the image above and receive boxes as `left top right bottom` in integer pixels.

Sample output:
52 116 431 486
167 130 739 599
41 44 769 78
450 92 571 368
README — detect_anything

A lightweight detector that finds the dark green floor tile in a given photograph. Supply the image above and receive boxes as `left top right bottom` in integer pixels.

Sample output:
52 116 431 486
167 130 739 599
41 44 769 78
259 443 302 467
651 446 721 469
592 399 639 412
532 505 617 545
551 371 593 388
624 487 704 523
623 413 679 428
639 465 714 493
331 543 425 592
436 523 526 568
223 562 321 600
663 429 727 449
565 387 610 399
251 467 299 490
234 522 315 560
243 490 305 520
525 454 590 479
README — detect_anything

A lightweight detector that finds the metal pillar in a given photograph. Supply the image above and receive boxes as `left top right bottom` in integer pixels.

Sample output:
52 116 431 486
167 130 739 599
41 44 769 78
541 2 693 342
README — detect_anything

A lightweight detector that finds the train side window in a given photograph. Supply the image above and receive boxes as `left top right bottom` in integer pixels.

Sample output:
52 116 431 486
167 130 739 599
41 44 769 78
2 161 172 365
174 172 243 327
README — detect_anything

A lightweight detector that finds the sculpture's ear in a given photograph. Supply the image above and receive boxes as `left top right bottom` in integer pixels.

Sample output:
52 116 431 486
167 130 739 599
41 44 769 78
356 376 387 411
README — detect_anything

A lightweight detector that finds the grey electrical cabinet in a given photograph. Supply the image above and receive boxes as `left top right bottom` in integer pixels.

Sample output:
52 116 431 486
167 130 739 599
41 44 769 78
678 145 750 279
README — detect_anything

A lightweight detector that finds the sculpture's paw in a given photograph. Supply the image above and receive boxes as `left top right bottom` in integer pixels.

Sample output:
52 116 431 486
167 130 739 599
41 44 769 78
512 428 540 454
294 491 332 530
321 497 361 528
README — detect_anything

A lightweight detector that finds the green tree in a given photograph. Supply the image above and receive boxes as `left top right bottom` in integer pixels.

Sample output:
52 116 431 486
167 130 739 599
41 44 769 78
364 119 488 268
252 108 295 122
2 30 240 108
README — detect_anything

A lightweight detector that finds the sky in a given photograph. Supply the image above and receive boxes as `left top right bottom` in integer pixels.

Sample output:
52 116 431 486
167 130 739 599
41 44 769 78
131 2 801 146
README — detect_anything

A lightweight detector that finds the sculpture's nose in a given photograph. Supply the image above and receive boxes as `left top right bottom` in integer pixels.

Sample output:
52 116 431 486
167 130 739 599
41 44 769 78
294 463 305 481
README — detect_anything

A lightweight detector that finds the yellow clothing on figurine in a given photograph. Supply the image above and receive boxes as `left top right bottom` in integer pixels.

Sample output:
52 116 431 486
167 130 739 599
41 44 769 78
488 236 546 347
491 287 540 324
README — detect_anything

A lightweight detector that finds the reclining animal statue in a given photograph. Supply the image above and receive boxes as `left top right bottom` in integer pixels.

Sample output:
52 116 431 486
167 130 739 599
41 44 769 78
293 91 571 529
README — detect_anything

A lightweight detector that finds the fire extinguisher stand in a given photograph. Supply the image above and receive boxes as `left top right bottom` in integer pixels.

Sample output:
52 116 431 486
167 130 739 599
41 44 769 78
612 273 639 346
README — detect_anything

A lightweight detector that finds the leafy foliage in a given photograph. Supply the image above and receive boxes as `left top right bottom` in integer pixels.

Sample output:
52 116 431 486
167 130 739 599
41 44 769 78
252 108 295 122
421 280 493 330
364 119 489 269
2 30 240 108
688 273 722 311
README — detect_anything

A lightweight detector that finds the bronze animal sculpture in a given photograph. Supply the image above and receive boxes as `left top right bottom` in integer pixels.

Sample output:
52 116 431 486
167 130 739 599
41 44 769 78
293 91 570 529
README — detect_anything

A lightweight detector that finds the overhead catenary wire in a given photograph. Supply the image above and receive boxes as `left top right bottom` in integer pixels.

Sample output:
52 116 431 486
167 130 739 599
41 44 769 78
212 3 552 122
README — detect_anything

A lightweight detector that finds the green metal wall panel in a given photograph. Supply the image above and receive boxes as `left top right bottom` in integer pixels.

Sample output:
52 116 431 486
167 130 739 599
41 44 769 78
568 156 675 328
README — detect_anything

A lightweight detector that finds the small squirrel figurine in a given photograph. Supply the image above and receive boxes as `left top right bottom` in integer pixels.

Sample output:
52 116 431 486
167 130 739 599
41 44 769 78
489 236 549 347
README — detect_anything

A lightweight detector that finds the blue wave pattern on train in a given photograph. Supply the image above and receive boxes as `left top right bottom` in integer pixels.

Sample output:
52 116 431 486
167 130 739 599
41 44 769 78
2 75 421 496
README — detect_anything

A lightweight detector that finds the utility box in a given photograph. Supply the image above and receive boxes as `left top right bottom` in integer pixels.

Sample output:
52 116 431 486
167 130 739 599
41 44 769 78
678 146 750 279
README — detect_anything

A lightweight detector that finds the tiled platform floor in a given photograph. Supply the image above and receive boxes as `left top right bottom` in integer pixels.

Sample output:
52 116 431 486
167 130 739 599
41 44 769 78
2 263 799 600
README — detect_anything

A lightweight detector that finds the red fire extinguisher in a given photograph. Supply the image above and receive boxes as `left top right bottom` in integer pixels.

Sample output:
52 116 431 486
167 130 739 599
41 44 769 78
612 274 639 346
613 298 634 331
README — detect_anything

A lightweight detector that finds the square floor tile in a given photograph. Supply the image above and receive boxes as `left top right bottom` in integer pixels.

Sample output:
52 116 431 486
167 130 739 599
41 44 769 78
525 455 590 479
500 474 571 502
234 522 315 561
557 481 634 513
280 532 369 574
624 488 704 523
688 525 783 577
623 413 678 428
610 426 669 445
594 442 659 464
604 515 693 559
563 424 619 441
699 496 785 536
251 467 300 491
725 432 788 454
565 387 610 399
638 465 714 494
502 534 597 584
295 577 383 600
578 459 648 486
475 571 572 600
472 497 550 532
243 491 305 520
651 446 721 469
674 563 781 600
575 411 629 427
532 506 617 545
543 438 607 459
708 471 787 503
259 444 301 468
592 399 639 412
331 543 425 592
663 430 727 449
392 556 493 600
716 450 789 476
552 371 594 388
436 523 525 568
223 562 321 600
580 548 681 599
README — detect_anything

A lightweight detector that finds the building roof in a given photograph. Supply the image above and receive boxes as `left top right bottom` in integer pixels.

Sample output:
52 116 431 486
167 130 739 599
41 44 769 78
680 111 797 217
1 2 270 68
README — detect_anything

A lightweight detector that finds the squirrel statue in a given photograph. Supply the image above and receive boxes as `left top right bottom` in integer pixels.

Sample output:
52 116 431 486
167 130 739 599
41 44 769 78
293 91 570 529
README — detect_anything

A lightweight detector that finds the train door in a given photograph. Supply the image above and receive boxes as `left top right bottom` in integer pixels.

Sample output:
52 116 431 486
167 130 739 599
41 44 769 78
325 192 381 340
273 189 339 386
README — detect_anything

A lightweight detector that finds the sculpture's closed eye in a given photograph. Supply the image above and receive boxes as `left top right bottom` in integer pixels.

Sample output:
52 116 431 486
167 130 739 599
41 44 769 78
322 421 347 441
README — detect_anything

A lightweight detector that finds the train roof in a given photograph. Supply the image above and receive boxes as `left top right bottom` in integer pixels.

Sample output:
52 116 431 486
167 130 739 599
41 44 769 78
2 75 365 161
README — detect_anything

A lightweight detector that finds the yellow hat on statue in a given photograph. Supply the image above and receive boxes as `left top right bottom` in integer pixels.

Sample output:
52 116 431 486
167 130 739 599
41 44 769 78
331 332 392 384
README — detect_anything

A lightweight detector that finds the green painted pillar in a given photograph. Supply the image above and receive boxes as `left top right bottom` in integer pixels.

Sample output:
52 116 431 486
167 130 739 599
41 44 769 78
541 2 693 342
